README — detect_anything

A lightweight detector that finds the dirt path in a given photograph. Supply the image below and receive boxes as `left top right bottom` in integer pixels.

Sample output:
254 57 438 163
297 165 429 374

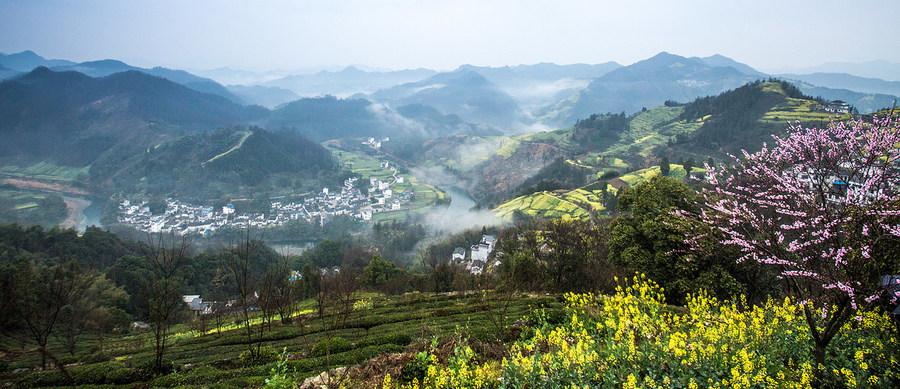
1 177 90 196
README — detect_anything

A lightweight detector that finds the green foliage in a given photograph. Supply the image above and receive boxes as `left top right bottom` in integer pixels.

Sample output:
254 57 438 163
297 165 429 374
310 337 353 357
0 187 68 227
400 350 431 383
239 346 280 366
609 176 753 303
573 112 630 148
264 348 295 389
495 219 614 292
364 255 402 290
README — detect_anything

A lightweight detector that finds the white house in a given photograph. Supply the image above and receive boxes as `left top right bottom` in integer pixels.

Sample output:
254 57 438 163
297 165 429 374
452 247 466 262
471 243 491 262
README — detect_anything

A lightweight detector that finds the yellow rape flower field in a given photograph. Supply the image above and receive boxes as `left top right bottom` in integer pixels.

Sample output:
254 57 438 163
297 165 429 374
383 275 898 388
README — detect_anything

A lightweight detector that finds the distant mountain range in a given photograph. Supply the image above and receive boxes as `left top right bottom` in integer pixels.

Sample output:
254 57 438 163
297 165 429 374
226 84 300 108
371 69 523 129
778 72 900 97
778 60 900 82
540 52 762 125
0 67 492 169
0 50 243 103
264 66 437 97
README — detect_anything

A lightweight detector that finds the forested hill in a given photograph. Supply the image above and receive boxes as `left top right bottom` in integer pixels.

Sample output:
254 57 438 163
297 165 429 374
667 79 838 158
92 128 341 199
0 67 267 166
424 79 858 208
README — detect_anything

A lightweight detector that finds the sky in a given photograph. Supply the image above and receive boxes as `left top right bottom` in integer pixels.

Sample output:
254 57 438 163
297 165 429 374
1 0 899 72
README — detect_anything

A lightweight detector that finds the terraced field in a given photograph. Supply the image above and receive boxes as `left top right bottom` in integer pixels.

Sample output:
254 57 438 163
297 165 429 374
495 164 706 220
0 161 89 183
0 187 69 227
615 164 705 190
761 97 850 123
495 186 606 221
1 292 561 388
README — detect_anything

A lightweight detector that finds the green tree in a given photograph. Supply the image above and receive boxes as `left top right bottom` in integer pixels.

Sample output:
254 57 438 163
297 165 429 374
363 255 399 290
608 176 748 303
659 156 671 176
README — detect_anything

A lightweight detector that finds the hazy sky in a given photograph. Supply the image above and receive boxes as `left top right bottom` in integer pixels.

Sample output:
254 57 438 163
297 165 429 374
1 0 898 72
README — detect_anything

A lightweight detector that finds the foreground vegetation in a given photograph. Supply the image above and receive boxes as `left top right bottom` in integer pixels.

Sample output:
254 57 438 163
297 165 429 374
1 292 559 387
387 276 898 388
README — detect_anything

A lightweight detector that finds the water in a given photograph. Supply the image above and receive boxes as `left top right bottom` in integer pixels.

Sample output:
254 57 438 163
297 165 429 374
424 187 498 233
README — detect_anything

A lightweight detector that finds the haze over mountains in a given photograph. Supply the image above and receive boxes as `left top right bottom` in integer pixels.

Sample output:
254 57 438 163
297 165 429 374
3 49 899 132
1 48 899 208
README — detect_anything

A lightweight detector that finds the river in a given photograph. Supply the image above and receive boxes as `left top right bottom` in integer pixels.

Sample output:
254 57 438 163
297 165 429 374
423 187 498 233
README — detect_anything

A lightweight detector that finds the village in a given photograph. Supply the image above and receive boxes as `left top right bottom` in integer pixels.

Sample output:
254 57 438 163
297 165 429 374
116 162 415 235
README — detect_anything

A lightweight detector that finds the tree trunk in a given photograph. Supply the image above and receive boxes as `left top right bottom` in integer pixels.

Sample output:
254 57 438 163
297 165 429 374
39 344 71 382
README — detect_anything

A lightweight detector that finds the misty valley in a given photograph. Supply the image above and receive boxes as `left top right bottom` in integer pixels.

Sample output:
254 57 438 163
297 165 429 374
1 2 900 388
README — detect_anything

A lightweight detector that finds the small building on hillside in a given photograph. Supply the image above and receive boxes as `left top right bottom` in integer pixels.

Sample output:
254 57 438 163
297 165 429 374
471 243 491 262
182 295 210 315
608 178 629 192
452 247 466 262
812 100 852 114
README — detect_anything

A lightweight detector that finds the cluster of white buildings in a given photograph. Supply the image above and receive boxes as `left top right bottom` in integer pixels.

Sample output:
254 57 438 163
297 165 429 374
451 234 497 275
117 172 415 235
792 163 895 205
362 136 390 150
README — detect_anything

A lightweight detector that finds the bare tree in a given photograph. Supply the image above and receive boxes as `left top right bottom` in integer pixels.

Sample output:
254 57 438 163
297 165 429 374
13 260 92 380
270 256 298 324
144 233 189 373
226 228 265 359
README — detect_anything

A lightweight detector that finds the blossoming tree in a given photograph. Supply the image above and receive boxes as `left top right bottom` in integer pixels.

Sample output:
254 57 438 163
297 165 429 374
692 116 900 371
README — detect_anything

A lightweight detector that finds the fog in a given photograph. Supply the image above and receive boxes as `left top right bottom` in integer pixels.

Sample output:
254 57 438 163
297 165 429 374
410 165 502 234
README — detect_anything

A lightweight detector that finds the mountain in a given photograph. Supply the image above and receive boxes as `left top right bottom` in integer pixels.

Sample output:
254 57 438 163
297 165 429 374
267 95 489 141
227 84 300 108
782 60 900 82
194 66 289 85
395 104 499 136
778 72 900 97
543 52 763 125
0 64 18 80
0 67 266 166
371 69 523 128
97 128 340 198
792 82 897 113
52 60 242 103
267 96 396 141
415 80 843 207
696 54 765 76
0 50 75 71
459 62 621 112
265 66 436 97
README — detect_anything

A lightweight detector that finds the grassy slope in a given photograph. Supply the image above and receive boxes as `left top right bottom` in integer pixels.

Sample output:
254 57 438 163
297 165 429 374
1 293 560 388
0 162 89 183
494 164 706 220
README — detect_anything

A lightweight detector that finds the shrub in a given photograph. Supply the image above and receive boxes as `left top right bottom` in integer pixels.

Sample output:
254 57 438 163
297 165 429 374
310 336 353 357
239 346 280 366
399 351 430 383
